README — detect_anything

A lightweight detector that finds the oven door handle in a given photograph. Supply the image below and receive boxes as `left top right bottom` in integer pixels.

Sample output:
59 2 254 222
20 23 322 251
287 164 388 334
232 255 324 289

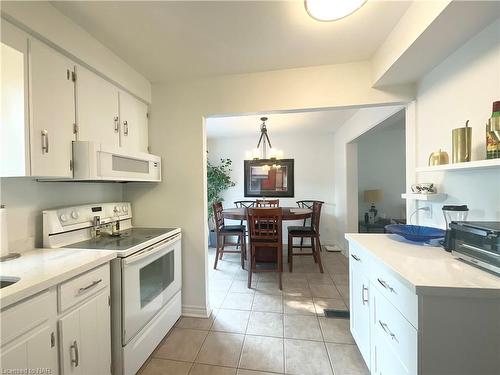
123 234 180 266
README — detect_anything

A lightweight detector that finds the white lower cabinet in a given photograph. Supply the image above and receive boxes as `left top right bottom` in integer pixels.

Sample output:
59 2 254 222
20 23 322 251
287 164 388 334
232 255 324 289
0 264 111 375
348 239 500 375
1 320 58 373
349 250 371 366
349 244 417 375
371 286 417 375
59 289 111 375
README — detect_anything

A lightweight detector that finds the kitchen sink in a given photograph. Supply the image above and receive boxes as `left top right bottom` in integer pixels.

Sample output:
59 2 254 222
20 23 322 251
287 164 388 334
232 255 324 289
0 276 20 289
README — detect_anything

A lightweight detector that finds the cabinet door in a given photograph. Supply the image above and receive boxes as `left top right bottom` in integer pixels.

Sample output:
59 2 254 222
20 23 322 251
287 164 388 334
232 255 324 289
119 90 148 153
349 253 371 367
1 323 58 374
76 66 120 147
1 21 30 177
372 329 409 375
59 289 111 375
30 39 75 177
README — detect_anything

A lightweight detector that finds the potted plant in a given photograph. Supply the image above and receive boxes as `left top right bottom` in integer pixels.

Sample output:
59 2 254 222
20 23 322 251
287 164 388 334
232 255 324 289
207 156 235 247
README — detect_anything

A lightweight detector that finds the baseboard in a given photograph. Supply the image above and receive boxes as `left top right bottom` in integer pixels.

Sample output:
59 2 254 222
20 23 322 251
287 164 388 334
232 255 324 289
182 304 211 318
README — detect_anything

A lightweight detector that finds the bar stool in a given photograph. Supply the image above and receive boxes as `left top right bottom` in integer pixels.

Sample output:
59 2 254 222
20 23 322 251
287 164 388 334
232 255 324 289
213 202 246 270
247 207 283 290
296 200 324 251
234 200 256 249
287 201 324 273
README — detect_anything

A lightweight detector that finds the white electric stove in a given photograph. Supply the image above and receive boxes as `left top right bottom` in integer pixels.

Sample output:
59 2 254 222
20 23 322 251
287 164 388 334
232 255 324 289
43 202 182 375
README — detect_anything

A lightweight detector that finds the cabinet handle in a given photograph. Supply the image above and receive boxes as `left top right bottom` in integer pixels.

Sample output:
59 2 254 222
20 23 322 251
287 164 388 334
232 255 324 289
361 284 368 305
114 116 119 133
351 254 361 262
377 278 395 293
70 340 79 367
41 130 49 153
378 320 398 343
123 120 129 136
50 332 55 348
77 278 103 295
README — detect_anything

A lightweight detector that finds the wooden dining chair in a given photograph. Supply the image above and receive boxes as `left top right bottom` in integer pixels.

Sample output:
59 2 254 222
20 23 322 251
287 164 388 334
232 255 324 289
296 200 325 251
246 207 283 290
234 200 256 249
288 201 324 273
255 199 279 207
213 202 246 270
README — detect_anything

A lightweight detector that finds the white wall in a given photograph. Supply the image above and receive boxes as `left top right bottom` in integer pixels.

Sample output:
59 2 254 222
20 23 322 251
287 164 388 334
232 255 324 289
331 105 405 252
357 123 406 220
0 178 122 252
207 133 336 244
414 17 500 228
124 61 414 317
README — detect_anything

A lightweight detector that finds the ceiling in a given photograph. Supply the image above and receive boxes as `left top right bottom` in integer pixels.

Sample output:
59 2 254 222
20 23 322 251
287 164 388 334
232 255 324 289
51 1 412 83
206 108 358 138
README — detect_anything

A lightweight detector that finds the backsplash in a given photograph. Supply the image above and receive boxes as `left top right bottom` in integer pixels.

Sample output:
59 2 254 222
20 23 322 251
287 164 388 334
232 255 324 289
415 170 500 228
0 178 123 252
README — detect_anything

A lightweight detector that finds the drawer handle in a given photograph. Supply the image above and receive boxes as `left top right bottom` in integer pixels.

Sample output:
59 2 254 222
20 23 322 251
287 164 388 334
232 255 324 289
379 320 399 343
77 278 103 295
351 254 361 261
70 340 79 367
377 278 395 293
362 284 368 305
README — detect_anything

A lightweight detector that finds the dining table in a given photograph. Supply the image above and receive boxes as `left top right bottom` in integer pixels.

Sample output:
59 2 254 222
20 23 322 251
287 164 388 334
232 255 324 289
222 206 312 267
222 207 312 221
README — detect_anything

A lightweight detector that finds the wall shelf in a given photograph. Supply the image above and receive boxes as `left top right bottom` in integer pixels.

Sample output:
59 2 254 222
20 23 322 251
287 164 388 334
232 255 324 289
401 193 448 201
415 159 500 173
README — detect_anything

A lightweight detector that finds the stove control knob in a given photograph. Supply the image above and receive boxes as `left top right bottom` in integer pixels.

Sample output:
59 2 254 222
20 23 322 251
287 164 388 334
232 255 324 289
114 206 121 213
122 205 128 213
60 214 68 222
71 211 79 219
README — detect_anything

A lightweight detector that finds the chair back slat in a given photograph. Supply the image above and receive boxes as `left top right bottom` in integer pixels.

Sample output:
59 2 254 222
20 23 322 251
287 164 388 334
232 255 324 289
255 199 280 208
234 200 256 209
247 208 282 241
213 202 225 231
311 201 323 232
297 200 324 209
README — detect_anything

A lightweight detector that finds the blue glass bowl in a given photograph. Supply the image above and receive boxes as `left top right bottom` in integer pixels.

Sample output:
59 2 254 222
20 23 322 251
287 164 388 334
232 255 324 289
385 224 445 243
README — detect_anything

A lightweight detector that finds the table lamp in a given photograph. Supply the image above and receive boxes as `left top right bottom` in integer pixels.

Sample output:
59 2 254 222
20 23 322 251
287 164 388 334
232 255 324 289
364 189 383 223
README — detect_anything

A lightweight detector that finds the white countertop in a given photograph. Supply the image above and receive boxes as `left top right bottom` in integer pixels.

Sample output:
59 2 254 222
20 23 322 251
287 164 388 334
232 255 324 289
0 248 116 309
345 234 500 297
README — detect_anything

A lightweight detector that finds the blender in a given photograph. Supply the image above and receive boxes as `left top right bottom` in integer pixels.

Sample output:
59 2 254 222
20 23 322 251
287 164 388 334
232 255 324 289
442 205 469 251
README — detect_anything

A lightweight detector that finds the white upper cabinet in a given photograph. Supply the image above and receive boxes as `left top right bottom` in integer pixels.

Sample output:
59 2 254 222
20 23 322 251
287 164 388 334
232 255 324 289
1 21 151 179
30 39 76 178
1 21 30 177
75 66 120 148
119 90 149 153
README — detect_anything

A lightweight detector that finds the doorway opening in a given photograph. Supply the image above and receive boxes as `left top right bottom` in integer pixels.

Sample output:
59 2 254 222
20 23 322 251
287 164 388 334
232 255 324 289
354 109 407 233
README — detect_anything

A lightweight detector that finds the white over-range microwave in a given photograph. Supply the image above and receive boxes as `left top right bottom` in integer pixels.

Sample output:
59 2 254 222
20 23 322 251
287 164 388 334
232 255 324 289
72 141 161 182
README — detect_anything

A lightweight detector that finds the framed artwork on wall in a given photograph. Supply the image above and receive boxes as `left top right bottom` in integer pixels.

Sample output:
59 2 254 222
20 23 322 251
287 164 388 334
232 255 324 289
244 159 294 197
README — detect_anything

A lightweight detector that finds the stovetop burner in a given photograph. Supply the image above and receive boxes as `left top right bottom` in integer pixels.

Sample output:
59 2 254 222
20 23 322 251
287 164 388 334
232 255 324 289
65 227 178 251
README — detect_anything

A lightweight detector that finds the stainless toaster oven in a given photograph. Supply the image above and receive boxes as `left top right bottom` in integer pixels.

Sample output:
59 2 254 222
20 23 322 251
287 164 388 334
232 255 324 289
450 221 500 275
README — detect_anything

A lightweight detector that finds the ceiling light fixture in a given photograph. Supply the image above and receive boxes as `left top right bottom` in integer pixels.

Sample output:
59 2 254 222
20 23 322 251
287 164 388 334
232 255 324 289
305 0 367 22
245 117 283 162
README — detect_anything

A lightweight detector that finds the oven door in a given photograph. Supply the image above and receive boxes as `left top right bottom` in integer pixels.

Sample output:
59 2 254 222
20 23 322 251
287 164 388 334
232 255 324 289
121 233 181 344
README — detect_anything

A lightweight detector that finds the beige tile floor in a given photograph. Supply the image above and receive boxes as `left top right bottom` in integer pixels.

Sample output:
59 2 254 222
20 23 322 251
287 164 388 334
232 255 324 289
138 247 369 375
